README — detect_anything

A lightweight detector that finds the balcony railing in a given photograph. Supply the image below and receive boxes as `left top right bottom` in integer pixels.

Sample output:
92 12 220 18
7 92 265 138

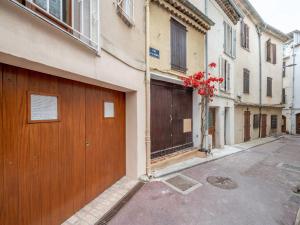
24 0 99 51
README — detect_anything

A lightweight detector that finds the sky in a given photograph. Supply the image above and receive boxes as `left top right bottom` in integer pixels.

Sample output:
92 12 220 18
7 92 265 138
248 0 300 33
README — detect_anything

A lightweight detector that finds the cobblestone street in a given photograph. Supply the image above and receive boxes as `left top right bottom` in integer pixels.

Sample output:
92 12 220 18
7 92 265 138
109 136 300 225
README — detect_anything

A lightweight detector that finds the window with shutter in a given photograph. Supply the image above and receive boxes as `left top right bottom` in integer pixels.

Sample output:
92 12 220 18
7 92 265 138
171 18 187 73
253 114 260 129
272 43 277 64
219 57 230 92
282 88 286 104
266 39 271 62
267 77 272 97
271 115 278 129
224 22 236 58
243 69 250 94
241 21 249 50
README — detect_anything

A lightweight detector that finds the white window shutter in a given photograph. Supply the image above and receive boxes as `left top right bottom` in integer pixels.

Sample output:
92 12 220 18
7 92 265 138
223 22 227 53
227 62 231 91
221 58 225 90
233 30 236 58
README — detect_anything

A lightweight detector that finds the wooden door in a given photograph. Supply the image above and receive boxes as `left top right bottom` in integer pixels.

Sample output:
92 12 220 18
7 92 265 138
208 108 216 148
296 114 300 134
261 114 267 138
244 111 251 142
0 63 125 225
172 86 193 149
150 80 173 158
151 80 193 158
282 116 286 133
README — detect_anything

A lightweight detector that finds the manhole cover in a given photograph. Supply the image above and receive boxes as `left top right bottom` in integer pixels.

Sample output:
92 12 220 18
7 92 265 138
207 176 238 190
163 174 202 194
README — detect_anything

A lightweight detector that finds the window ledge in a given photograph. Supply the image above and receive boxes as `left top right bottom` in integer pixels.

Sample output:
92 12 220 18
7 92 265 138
10 0 100 55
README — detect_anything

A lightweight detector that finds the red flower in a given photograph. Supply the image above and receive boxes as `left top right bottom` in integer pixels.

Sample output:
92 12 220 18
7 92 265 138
198 89 206 95
208 62 217 68
219 77 224 83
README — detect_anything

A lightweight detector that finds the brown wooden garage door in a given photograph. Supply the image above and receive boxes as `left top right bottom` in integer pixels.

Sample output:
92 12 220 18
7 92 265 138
0 64 125 225
151 79 193 159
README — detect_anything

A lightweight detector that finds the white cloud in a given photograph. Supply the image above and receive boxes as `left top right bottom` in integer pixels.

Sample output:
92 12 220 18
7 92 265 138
248 0 300 33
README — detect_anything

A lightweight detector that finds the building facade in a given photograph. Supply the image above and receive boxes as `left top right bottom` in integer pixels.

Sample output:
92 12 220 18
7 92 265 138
234 0 289 144
148 0 213 160
205 0 242 148
0 0 146 224
283 30 300 134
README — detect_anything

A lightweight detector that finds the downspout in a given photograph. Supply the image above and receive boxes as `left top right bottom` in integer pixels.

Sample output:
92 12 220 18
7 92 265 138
145 0 152 177
291 33 296 134
256 25 262 138
204 0 209 151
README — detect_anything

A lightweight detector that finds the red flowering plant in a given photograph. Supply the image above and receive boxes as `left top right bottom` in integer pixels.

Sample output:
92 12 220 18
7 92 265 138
181 62 224 151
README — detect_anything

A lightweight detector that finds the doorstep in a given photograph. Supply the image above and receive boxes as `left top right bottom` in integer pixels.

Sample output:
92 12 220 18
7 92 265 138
61 177 138 225
151 136 281 178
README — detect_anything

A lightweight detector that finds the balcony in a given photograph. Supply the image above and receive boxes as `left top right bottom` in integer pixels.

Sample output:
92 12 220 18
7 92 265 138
17 0 99 51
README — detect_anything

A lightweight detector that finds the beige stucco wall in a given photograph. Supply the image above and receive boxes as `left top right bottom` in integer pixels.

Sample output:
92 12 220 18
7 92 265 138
0 0 146 178
235 106 282 144
261 33 283 105
149 2 205 77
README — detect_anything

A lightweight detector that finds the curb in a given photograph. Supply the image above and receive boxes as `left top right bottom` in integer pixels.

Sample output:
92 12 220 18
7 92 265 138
151 136 282 179
295 208 300 225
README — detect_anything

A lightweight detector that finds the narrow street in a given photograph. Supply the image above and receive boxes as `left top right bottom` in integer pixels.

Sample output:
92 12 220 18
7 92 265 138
109 136 300 225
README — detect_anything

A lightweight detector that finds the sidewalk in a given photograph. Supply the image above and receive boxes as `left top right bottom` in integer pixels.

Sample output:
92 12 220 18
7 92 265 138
151 136 280 178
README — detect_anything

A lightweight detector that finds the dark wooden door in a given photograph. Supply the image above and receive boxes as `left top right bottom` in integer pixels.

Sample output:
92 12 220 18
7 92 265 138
208 108 216 148
261 114 267 138
150 81 173 158
151 80 193 158
172 87 193 148
244 111 251 142
282 116 286 133
296 114 300 134
0 63 125 225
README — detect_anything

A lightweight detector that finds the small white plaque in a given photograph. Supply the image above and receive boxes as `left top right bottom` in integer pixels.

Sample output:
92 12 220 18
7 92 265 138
30 94 58 121
104 102 114 118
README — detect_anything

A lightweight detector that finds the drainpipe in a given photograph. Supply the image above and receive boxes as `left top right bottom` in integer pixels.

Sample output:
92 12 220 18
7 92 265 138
204 0 209 151
145 0 151 177
256 25 262 138
291 33 296 134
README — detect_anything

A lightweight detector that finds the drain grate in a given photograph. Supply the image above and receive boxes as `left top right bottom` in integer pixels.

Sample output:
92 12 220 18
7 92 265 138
207 176 238 190
277 163 300 173
163 174 202 194
95 182 144 225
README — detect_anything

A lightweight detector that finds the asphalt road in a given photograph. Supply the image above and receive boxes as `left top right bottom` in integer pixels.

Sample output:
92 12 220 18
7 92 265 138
109 135 300 225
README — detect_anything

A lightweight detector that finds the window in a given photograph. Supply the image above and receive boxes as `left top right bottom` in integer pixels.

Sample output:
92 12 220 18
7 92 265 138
171 18 187 73
243 68 250 94
241 21 249 50
219 58 231 92
25 0 99 50
117 0 134 26
224 22 236 58
282 88 286 104
253 114 260 129
283 61 286 77
271 115 278 129
266 39 277 64
267 77 272 97
28 92 59 123
104 102 115 118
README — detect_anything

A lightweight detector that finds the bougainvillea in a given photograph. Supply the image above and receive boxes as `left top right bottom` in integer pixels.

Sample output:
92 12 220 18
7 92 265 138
181 62 223 101
181 62 223 152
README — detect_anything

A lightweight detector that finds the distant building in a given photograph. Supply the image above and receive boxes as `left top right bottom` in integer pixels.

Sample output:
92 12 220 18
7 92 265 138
282 30 300 134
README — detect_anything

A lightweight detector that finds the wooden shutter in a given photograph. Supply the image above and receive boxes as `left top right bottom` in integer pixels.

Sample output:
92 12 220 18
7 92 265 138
272 43 277 64
266 40 271 62
224 22 227 53
241 21 245 47
171 18 187 72
282 88 286 103
243 69 250 94
267 77 272 97
233 30 236 58
283 61 286 77
220 57 225 90
246 24 249 49
226 62 231 91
